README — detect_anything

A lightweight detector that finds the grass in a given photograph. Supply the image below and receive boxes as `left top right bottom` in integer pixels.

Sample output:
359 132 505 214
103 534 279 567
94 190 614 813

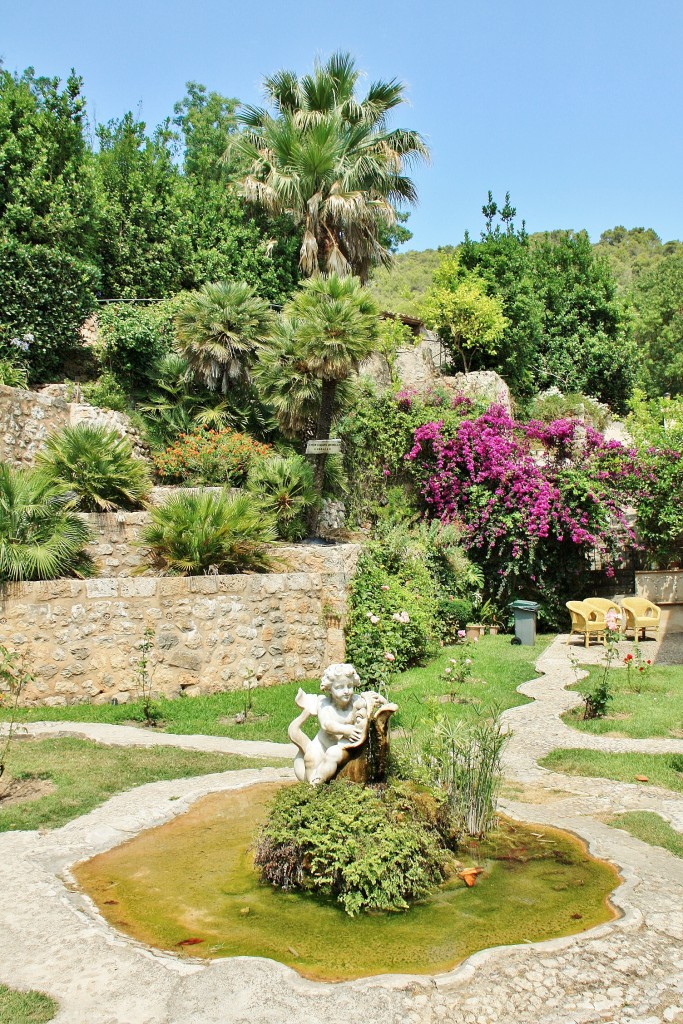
605 811 683 859
0 737 288 832
540 748 683 794
1 634 552 744
0 985 56 1024
564 662 683 739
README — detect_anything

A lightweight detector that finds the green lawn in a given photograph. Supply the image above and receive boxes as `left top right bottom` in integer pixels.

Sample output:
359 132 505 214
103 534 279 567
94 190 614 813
2 634 552 744
0 738 287 832
540 748 683 794
564 663 683 739
605 811 683 859
0 985 56 1024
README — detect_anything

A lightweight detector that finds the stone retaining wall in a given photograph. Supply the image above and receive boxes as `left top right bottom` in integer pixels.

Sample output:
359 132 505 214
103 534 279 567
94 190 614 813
0 383 143 466
82 512 360 580
1 571 350 707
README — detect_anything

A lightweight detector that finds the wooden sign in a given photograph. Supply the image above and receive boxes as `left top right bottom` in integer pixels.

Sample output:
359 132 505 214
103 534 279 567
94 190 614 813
305 439 342 455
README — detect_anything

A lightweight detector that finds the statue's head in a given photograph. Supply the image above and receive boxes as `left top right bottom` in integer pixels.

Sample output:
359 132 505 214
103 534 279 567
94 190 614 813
320 663 360 709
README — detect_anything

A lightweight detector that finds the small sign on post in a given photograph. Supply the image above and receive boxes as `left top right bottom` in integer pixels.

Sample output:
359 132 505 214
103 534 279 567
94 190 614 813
306 439 343 455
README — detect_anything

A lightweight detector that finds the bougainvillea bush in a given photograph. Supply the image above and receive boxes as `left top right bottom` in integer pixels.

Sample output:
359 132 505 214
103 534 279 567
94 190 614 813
340 382 486 524
153 427 271 486
406 405 648 628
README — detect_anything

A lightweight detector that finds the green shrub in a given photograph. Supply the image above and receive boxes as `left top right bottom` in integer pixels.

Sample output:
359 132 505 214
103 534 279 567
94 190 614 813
254 780 447 916
436 596 473 643
346 521 480 684
0 465 95 582
0 358 28 389
139 490 278 575
37 424 151 512
153 426 271 486
346 542 438 685
0 239 97 381
246 454 319 541
96 298 184 390
528 390 610 431
80 371 130 412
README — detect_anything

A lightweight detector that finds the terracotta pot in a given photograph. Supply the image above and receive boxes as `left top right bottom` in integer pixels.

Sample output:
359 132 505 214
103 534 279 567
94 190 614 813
488 625 500 636
465 623 484 642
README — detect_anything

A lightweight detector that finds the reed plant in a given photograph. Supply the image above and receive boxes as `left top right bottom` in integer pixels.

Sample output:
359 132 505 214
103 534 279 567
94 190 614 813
424 713 509 839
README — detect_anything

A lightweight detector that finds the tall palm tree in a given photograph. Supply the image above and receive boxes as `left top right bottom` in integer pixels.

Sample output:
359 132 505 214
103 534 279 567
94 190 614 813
174 281 274 393
252 316 356 440
230 52 429 280
285 274 379 494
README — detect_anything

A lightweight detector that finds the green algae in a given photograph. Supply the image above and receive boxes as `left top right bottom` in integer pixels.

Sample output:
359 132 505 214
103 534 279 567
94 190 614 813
73 783 620 982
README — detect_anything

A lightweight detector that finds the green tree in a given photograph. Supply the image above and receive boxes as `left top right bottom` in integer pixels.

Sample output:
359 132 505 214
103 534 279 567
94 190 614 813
0 67 98 377
531 230 635 410
421 255 507 371
174 82 301 304
93 113 192 298
632 250 683 396
175 281 274 392
231 51 429 280
284 274 379 494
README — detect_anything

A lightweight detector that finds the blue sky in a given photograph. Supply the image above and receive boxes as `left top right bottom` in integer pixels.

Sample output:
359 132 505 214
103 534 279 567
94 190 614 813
2 0 682 251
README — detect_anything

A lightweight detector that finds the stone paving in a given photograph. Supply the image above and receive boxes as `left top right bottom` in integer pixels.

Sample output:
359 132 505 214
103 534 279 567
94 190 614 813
0 636 682 1024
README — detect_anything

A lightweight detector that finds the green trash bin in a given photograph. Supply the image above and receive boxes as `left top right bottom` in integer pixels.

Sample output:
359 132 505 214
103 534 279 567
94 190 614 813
509 600 540 646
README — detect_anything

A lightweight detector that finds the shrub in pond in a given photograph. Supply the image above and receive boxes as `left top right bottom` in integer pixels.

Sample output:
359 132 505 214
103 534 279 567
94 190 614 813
254 780 453 916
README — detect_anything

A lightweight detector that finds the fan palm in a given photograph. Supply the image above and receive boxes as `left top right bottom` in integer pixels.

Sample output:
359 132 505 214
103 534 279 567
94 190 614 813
174 281 274 393
0 465 95 582
231 52 429 280
247 454 319 541
37 424 151 512
252 317 357 440
140 490 278 575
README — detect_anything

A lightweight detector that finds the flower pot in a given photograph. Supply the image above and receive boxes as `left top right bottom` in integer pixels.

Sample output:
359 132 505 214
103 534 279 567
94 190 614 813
487 625 500 636
466 623 484 642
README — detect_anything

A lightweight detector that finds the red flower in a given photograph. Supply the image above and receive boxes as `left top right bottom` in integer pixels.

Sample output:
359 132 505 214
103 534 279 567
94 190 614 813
624 654 633 662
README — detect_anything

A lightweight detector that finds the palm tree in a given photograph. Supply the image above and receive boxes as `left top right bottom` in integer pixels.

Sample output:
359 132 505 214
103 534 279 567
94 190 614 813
231 52 429 280
251 316 356 440
174 281 274 393
37 424 151 512
0 465 95 582
285 274 379 494
140 490 278 575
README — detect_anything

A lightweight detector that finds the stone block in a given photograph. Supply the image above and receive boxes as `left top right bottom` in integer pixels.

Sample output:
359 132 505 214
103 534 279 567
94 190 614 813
119 578 157 598
189 577 218 594
85 579 119 599
165 649 202 673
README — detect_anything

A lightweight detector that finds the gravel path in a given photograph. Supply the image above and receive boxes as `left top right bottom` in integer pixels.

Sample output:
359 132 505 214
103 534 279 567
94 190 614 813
1 636 682 1024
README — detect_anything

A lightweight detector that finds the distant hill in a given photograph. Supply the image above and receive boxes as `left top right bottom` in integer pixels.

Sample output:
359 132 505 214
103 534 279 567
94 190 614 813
367 228 683 314
367 247 454 315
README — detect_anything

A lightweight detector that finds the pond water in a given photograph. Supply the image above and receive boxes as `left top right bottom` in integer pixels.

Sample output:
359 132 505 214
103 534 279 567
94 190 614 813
73 782 619 982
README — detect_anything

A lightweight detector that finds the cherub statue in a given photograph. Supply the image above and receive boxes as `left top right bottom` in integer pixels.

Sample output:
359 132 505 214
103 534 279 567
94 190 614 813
288 663 397 785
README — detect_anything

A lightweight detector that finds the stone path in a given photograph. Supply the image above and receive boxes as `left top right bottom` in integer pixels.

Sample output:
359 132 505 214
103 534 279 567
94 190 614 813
0 637 682 1024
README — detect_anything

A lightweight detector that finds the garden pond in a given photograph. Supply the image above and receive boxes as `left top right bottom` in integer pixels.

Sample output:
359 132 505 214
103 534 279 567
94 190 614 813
73 782 620 982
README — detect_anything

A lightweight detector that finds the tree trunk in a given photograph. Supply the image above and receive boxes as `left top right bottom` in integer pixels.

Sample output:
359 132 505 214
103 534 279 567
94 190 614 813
308 378 337 535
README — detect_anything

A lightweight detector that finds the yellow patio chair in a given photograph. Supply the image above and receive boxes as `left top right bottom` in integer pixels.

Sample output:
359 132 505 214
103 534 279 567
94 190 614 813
621 597 661 641
584 598 623 628
566 601 607 648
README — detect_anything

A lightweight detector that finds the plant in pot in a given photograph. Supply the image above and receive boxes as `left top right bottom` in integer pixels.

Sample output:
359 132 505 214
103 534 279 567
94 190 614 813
479 599 501 635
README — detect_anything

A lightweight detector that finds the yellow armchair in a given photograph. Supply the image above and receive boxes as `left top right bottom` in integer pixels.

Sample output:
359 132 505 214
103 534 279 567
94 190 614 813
621 597 661 641
566 601 608 648
584 598 623 628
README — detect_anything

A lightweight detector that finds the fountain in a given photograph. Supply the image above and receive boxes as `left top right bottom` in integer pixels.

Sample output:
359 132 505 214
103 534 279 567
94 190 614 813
72 663 620 982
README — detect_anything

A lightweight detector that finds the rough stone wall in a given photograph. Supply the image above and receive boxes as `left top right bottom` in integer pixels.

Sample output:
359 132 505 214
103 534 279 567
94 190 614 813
82 511 361 581
1 572 349 706
0 384 143 466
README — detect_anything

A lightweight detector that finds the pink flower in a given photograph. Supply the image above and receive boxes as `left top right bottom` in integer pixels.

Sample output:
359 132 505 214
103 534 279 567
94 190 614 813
381 585 390 591
384 652 395 661
457 629 467 638
605 610 618 631
366 612 380 625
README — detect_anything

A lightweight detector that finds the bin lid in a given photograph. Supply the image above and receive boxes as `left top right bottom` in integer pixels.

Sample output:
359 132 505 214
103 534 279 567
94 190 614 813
508 600 540 611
